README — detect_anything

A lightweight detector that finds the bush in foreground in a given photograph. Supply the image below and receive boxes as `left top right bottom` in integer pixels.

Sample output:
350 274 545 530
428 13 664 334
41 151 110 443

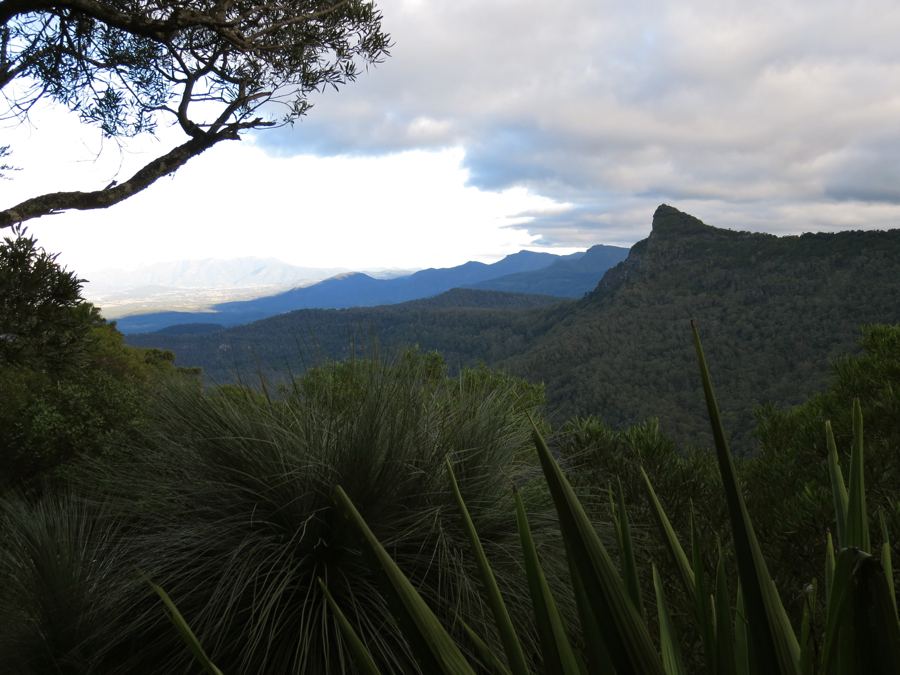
1 350 584 674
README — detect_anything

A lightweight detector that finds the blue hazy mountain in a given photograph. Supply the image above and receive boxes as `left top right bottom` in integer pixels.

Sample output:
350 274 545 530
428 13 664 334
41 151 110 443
464 245 630 297
115 249 612 333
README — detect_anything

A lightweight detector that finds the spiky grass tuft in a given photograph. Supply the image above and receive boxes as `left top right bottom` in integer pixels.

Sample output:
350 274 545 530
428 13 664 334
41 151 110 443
7 351 581 674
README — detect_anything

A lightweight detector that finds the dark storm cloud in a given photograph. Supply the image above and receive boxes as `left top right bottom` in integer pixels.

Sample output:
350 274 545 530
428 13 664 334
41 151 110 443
253 0 900 243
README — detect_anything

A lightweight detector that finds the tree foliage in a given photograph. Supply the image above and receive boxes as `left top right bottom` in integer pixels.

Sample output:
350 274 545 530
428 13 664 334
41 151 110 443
0 228 200 491
0 225 91 372
0 0 390 227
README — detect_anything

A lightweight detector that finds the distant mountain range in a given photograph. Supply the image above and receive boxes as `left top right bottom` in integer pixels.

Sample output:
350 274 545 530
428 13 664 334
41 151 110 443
125 205 900 451
113 246 628 333
465 245 630 296
83 258 420 319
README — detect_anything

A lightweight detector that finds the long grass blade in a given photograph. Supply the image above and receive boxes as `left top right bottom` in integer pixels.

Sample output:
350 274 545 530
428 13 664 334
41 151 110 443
565 543 616 674
879 509 898 624
450 610 512 675
641 467 696 607
798 580 816 675
527 415 666 675
716 539 736 675
692 506 717 675
654 563 687 675
844 400 870 552
332 486 477 675
734 582 751 675
446 459 530 675
850 552 900 674
691 321 799 675
825 533 836 612
146 577 225 675
821 546 859 675
318 579 383 675
826 422 849 549
617 477 646 622
514 488 581 675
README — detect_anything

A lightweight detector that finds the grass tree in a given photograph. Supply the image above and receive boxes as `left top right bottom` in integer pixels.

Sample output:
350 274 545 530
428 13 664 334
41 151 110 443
1 349 582 674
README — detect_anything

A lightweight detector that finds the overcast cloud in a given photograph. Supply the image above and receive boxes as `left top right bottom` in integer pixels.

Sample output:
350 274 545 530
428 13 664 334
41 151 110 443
5 0 900 273
255 0 900 243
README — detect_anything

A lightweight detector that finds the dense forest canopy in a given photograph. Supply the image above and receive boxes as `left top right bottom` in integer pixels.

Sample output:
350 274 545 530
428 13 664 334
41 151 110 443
127 205 900 451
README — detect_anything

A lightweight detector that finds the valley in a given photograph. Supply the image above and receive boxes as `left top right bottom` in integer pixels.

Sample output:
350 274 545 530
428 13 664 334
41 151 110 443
126 205 900 452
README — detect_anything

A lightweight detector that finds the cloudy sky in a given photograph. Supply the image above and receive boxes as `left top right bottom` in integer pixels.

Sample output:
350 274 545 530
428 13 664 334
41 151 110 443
4 0 900 274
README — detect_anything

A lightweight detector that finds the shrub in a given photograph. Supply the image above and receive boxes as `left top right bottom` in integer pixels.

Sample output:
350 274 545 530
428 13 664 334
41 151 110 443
4 349 585 674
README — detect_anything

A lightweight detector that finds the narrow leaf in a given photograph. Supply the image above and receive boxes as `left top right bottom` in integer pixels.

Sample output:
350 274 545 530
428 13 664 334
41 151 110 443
332 486 477 675
879 509 898 624
850 552 900 674
825 533 836 612
844 400 870 552
514 488 581 675
716 539 736 675
450 610 512 675
146 577 225 675
654 563 687 675
734 582 750 675
641 467 696 605
319 579 383 675
821 546 860 674
826 422 849 549
617 476 646 622
798 580 816 675
691 321 799 675
447 459 530 675
692 506 717 675
566 544 616 674
528 416 666 675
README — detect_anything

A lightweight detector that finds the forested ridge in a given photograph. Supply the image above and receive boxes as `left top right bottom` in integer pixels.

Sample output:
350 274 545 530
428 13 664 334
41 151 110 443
124 289 573 380
502 205 900 450
126 204 900 451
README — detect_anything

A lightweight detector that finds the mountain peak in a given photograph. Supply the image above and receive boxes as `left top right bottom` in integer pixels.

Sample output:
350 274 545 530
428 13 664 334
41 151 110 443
651 204 719 237
651 204 771 243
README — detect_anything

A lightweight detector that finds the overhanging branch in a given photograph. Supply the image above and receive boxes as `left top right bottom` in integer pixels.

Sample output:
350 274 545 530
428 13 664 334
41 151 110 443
0 127 250 228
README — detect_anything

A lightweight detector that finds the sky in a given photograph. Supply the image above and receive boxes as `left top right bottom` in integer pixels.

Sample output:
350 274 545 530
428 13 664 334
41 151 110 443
4 0 900 274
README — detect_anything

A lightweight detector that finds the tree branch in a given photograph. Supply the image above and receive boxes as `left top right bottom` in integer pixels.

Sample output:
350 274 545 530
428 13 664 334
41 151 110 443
1 0 223 44
0 125 266 229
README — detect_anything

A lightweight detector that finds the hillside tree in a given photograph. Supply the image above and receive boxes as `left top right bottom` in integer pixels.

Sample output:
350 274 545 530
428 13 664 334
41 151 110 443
0 0 390 228
0 224 91 371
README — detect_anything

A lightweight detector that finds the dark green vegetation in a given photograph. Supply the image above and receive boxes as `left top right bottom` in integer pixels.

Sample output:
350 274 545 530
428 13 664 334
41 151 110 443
503 205 900 450
1 348 582 674
127 205 900 451
297 324 900 675
125 288 575 386
151 322 228 336
0 230 199 491
0 226 92 373
557 323 900 660
5 219 900 674
17 326 888 675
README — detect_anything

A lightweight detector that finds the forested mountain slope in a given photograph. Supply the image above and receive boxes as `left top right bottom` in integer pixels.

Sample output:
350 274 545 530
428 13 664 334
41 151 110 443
498 204 900 450
125 289 574 381
126 205 900 451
